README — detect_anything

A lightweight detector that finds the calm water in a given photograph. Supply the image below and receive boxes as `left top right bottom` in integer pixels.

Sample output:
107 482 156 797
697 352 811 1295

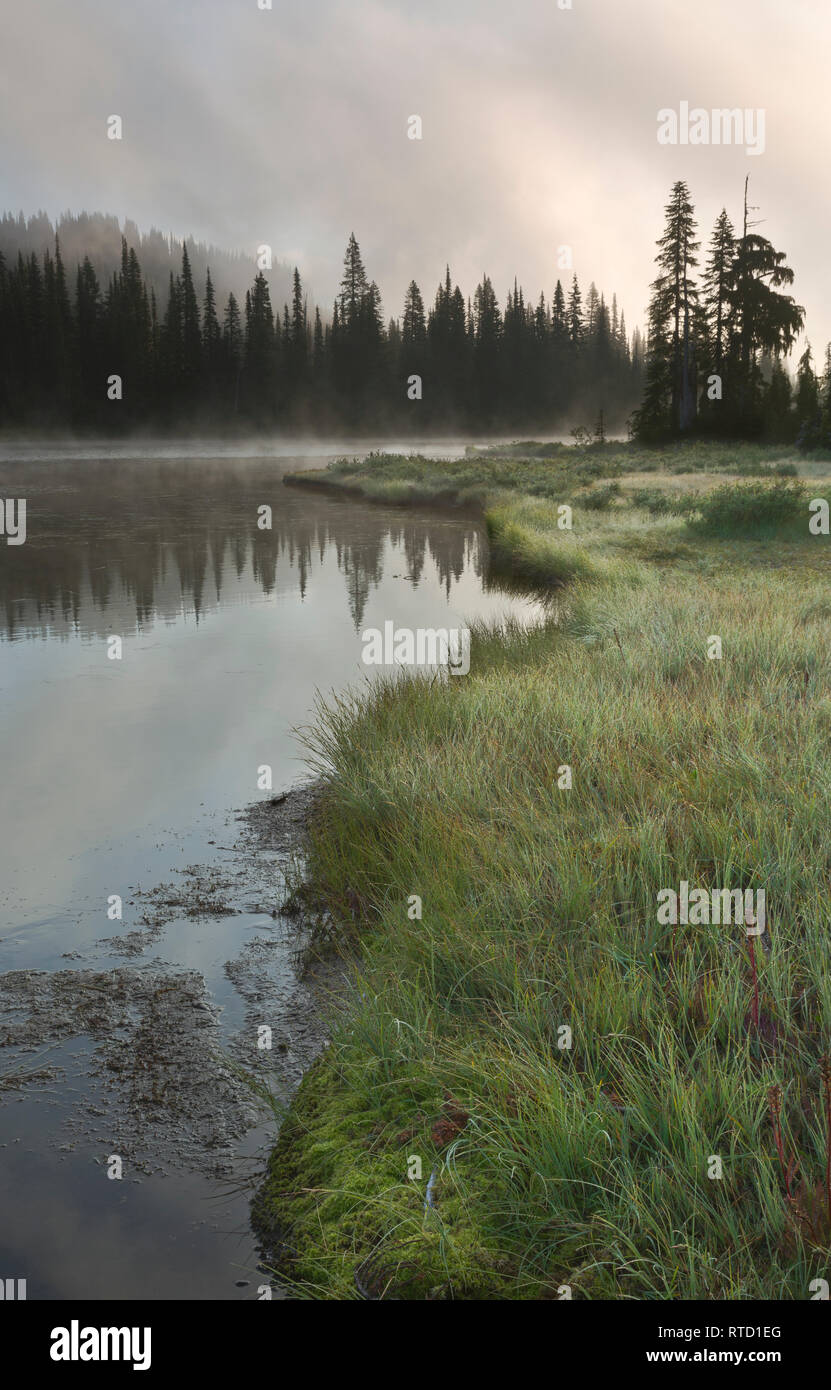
0 443 542 1300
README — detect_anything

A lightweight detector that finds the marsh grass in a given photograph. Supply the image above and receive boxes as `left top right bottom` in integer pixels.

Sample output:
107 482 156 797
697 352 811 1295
686 478 811 538
264 442 831 1298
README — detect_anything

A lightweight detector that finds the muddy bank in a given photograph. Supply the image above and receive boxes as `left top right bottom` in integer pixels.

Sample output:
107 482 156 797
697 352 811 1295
0 782 344 1187
0 966 259 1175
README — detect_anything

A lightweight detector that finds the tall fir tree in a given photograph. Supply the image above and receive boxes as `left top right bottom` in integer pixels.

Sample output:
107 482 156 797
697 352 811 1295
633 181 699 438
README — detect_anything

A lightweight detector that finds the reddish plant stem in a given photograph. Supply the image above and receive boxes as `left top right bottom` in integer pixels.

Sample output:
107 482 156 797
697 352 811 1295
768 1088 792 1200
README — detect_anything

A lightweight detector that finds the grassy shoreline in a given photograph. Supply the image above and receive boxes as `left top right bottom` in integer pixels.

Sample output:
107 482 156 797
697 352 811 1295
258 441 831 1299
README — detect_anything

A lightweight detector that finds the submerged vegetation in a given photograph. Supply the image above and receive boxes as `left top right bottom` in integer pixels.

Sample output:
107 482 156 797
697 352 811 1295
258 440 831 1299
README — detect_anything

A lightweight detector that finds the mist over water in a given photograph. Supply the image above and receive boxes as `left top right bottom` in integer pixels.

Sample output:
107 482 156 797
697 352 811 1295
0 435 580 464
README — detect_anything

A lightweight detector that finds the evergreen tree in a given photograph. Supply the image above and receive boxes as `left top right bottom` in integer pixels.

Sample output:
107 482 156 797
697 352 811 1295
584 282 600 339
402 279 427 408
244 271 276 421
312 305 325 371
471 275 502 421
223 291 243 413
821 343 831 444
179 244 201 394
551 279 567 342
159 270 184 412
567 275 583 348
795 343 821 447
76 256 102 417
284 268 309 415
728 178 804 430
402 280 427 350
633 181 699 438
202 269 221 364
702 210 735 377
338 233 369 332
762 357 793 442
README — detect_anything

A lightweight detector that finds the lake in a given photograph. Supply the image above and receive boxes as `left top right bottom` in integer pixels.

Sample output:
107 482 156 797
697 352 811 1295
0 442 543 1299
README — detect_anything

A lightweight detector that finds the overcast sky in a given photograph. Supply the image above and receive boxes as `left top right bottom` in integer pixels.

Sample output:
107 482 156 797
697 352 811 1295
3 0 829 354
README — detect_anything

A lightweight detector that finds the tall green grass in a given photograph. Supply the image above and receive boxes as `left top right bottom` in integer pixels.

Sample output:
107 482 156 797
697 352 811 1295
261 445 831 1298
686 479 810 538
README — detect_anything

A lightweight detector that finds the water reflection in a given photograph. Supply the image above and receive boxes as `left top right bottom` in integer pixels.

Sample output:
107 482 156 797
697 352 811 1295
0 455 488 639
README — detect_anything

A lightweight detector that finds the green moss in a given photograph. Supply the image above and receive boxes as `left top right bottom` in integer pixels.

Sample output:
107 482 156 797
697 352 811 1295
254 1048 538 1299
